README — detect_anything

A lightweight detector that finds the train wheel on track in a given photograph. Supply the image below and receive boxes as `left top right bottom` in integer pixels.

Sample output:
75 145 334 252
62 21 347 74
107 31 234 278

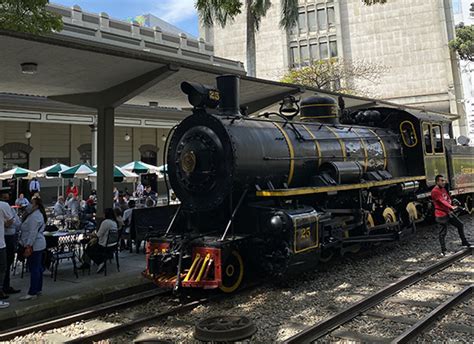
219 250 244 293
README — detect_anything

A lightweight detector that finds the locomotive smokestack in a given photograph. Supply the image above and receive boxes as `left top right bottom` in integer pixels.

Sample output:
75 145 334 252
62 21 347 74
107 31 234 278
216 75 240 115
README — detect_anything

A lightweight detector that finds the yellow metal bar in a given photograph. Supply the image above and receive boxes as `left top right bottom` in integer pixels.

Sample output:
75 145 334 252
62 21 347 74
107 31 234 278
352 128 369 172
325 125 347 161
273 122 295 186
183 253 200 282
195 253 211 282
301 124 322 168
368 129 387 169
256 175 427 197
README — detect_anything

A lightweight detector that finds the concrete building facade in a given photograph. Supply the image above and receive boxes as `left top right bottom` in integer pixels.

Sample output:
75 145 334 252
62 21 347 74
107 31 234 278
202 0 468 137
453 0 474 143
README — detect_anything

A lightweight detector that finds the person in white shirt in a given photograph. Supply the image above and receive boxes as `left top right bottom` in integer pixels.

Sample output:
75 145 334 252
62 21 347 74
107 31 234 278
15 193 29 208
29 178 41 194
18 196 47 301
79 208 118 273
135 183 144 198
66 194 80 217
0 200 14 308
0 192 21 295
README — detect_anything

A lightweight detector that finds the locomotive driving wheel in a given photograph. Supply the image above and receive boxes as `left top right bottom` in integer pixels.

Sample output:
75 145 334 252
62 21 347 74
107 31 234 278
382 207 397 223
219 250 244 293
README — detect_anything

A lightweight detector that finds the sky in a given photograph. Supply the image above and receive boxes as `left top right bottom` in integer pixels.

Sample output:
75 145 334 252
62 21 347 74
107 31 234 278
53 0 199 37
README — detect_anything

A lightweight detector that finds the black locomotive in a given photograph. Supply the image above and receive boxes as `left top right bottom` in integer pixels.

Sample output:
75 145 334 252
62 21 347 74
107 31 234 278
145 75 473 292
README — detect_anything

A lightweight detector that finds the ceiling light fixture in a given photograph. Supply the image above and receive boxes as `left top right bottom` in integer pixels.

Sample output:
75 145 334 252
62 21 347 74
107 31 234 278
21 62 38 75
124 132 131 141
25 130 32 139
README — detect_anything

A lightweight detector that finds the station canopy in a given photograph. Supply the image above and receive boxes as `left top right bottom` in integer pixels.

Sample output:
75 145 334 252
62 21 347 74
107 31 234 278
0 29 457 119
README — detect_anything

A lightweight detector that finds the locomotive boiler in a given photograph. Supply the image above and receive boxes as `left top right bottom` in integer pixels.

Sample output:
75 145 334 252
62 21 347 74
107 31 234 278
144 75 474 292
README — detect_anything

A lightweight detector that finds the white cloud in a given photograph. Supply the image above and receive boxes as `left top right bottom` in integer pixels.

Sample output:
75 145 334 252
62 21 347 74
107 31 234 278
154 0 196 24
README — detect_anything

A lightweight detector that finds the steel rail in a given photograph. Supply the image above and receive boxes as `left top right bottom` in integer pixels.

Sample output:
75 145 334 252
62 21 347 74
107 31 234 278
0 288 172 341
283 247 472 344
392 284 473 344
63 282 260 343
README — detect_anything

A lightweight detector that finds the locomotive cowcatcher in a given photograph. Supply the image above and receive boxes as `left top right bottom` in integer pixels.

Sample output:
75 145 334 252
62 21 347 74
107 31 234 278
144 75 474 293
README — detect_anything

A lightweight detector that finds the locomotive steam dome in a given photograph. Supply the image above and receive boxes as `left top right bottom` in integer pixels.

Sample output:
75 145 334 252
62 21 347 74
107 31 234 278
300 96 338 124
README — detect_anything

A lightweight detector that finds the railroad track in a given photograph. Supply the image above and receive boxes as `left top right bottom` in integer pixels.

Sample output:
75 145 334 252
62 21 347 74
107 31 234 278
62 282 260 344
283 247 473 344
0 288 172 342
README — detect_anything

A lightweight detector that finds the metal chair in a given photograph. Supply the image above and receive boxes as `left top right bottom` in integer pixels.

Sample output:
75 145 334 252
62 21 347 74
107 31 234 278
102 229 120 276
49 234 79 281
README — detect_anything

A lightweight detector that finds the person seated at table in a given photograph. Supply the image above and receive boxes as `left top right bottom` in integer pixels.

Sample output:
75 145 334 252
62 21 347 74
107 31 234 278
135 182 144 198
15 193 29 208
113 208 124 233
66 193 80 217
114 193 128 212
66 182 79 198
53 196 66 217
79 208 118 273
143 186 157 200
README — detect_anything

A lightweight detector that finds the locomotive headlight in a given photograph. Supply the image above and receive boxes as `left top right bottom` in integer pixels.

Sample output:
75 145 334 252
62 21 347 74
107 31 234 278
181 81 220 109
270 215 283 231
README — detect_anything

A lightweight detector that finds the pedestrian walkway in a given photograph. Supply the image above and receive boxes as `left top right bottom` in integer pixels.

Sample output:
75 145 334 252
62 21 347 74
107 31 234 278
0 250 153 331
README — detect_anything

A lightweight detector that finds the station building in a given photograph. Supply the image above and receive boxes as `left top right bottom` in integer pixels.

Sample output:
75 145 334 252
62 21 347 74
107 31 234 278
0 3 244 201
201 0 469 138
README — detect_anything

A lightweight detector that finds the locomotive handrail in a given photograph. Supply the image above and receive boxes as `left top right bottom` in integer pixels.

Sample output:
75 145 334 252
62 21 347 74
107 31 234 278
256 176 427 197
220 189 249 241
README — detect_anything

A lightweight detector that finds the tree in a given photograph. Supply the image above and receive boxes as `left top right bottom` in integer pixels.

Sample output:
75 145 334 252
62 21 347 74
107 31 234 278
449 23 474 62
196 0 298 77
281 58 388 97
0 0 63 34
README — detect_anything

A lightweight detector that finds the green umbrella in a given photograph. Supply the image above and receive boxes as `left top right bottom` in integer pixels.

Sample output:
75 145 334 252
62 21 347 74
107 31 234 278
89 165 139 183
36 163 70 178
60 163 96 179
121 161 160 175
0 167 37 199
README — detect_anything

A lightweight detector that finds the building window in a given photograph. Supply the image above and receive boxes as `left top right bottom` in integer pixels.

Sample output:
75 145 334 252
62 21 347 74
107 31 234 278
3 151 28 170
290 45 298 66
300 45 309 65
77 143 92 164
141 150 157 166
319 41 328 59
310 42 318 60
327 7 335 27
329 40 338 57
298 11 307 34
307 10 316 32
317 9 327 31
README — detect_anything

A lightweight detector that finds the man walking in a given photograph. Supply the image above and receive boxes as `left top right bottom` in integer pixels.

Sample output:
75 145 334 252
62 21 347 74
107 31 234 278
431 175 471 255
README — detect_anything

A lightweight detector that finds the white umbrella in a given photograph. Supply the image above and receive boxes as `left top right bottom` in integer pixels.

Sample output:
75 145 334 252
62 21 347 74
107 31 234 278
36 163 70 198
0 167 37 199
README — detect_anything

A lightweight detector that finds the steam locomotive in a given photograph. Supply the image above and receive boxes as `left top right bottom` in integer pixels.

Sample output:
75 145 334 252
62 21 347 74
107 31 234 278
144 75 474 293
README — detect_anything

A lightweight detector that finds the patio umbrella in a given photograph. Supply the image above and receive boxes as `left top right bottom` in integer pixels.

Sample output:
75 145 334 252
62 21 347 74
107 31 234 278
60 164 96 200
89 165 139 183
121 161 162 194
121 161 161 175
36 163 70 198
0 167 37 198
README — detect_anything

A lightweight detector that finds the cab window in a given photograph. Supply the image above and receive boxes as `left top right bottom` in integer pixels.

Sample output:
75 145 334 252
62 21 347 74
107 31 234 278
400 121 418 147
422 123 432 154
432 124 444 153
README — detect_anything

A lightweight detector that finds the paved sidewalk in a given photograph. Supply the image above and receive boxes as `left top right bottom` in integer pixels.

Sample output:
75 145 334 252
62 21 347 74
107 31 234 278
0 250 153 331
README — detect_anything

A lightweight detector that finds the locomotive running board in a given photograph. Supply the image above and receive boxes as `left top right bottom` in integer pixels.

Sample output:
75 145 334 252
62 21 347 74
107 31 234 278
256 176 426 197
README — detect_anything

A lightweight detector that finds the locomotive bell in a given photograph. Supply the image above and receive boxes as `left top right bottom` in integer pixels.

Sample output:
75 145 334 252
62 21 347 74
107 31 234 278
300 95 339 124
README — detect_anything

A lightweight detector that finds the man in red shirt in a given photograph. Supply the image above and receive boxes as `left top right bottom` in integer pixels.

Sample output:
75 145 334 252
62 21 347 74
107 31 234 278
431 175 470 255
